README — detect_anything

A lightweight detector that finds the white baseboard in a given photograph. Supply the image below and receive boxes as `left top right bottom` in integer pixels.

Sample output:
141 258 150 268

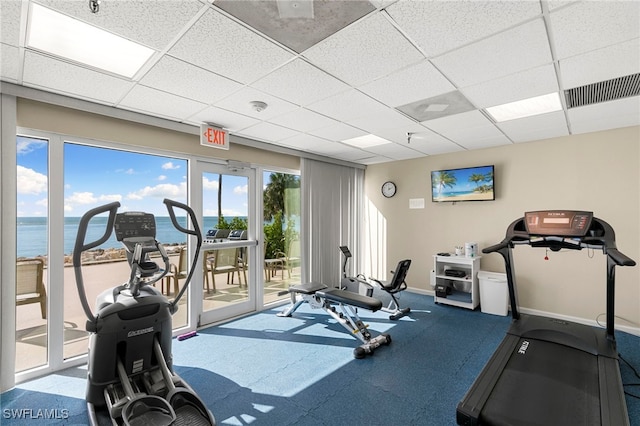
407 288 640 337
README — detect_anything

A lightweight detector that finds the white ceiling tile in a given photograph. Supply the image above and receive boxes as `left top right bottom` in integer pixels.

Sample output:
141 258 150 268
119 85 207 121
270 108 340 133
36 0 204 50
358 155 394 165
22 51 132 104
422 110 510 148
497 111 569 143
303 12 423 86
279 133 335 153
1 43 20 81
568 96 640 135
186 106 260 132
251 59 351 106
213 87 298 120
363 141 423 160
461 64 559 108
140 56 243 104
358 60 456 107
550 1 640 60
1 0 22 46
371 121 433 145
560 38 640 89
407 133 465 156
169 8 294 84
386 0 541 57
348 109 417 135
433 19 552 88
307 122 368 142
235 122 300 142
306 89 390 122
457 134 512 150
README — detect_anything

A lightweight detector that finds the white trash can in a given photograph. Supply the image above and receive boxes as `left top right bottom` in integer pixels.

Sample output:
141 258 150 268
478 271 508 316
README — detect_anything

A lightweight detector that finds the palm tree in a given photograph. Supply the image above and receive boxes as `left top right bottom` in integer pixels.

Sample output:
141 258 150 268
469 173 487 189
263 173 300 221
433 171 456 197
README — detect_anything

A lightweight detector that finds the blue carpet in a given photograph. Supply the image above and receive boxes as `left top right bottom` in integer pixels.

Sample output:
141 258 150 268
1 292 639 425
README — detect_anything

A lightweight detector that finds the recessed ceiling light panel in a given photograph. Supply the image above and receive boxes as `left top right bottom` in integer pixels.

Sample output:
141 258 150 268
342 134 392 148
486 92 562 122
26 3 155 78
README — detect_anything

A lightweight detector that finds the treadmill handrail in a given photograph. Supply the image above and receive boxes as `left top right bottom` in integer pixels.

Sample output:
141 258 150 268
483 214 636 339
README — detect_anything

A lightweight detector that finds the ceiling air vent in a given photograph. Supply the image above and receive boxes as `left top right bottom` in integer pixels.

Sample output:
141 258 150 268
564 73 640 109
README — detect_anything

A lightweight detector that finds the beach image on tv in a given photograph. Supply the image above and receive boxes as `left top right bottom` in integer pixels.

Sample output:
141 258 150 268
431 165 494 202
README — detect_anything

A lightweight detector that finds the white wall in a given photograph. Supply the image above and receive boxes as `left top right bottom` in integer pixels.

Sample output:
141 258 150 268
365 126 640 331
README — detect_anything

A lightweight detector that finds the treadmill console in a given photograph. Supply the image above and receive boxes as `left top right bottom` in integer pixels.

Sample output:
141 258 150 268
524 210 593 237
114 212 157 241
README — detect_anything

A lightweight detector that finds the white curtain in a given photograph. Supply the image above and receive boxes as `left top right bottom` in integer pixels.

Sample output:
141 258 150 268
301 159 364 287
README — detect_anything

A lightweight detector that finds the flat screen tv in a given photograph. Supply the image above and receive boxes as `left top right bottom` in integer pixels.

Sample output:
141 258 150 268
431 165 495 202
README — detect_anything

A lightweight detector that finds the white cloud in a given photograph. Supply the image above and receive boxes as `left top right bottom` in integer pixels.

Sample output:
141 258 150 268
203 176 220 190
162 162 181 170
234 184 248 195
66 191 97 205
126 182 186 200
158 175 167 181
17 165 48 195
17 138 47 155
64 192 122 212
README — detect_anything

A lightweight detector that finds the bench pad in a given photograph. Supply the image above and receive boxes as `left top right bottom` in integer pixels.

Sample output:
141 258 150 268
317 289 382 312
288 282 328 295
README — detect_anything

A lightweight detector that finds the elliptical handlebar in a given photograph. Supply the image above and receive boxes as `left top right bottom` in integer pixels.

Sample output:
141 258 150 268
163 198 202 310
74 201 121 323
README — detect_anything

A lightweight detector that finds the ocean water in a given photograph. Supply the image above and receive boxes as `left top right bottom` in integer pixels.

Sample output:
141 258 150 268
17 216 225 258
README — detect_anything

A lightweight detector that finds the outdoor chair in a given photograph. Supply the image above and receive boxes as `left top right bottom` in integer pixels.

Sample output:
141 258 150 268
16 258 47 319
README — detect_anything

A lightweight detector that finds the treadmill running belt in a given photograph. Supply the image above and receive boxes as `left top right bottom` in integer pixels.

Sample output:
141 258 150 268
482 338 600 425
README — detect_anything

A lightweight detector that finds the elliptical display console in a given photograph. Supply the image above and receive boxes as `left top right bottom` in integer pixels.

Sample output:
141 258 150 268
73 199 215 426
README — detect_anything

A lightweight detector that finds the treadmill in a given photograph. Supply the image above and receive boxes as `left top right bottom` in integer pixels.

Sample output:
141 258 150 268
456 210 636 426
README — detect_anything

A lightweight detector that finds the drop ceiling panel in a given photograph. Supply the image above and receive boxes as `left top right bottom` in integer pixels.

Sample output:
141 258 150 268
140 56 243 104
234 122 300 142
358 60 456 107
550 1 640 60
568 96 640 135
186 106 260 131
497 111 569 143
1 43 19 81
270 107 340 133
1 0 22 46
307 121 367 142
363 141 423 160
251 59 350 106
119 85 207 121
279 133 336 153
461 64 559 108
348 109 418 135
213 87 298 120
303 12 424 86
169 8 295 84
407 134 465 156
423 110 510 148
433 19 552 88
386 0 541 57
36 0 205 50
559 38 640 89
22 51 132 104
306 89 390 122
372 122 434 145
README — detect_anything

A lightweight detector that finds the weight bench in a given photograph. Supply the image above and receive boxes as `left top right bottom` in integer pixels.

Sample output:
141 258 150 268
277 282 392 358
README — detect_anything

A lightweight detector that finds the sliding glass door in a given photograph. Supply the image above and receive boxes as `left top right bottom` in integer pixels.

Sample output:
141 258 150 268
195 161 257 326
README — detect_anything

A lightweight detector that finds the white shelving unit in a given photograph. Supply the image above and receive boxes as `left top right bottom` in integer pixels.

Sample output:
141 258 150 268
433 255 481 310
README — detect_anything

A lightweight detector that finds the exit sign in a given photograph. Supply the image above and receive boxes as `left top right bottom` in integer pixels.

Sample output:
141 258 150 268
200 124 229 150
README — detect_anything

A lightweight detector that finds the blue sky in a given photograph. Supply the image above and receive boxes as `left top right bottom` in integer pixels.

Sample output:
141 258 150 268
16 136 248 217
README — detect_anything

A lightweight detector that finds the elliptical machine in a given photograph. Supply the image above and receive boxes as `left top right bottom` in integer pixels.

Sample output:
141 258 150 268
73 199 215 426
339 246 373 296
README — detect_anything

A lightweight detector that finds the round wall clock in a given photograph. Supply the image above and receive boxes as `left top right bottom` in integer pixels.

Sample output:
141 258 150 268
381 181 397 198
